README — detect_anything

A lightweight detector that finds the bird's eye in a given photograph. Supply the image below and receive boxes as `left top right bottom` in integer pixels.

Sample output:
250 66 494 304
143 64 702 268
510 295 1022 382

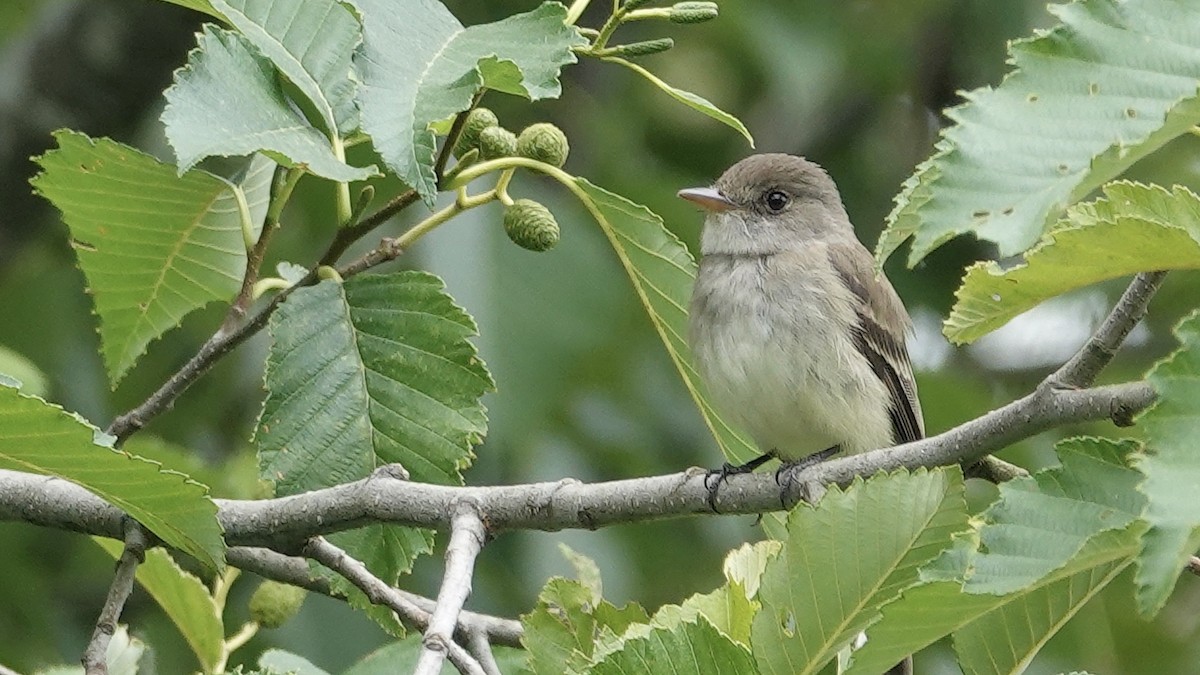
764 190 789 212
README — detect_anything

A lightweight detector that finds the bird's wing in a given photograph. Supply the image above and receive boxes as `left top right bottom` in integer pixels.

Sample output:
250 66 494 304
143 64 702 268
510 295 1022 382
827 242 925 443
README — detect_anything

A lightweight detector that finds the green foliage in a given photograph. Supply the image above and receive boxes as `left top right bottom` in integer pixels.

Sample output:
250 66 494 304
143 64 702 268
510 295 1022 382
348 0 585 203
0 383 223 569
878 0 1200 267
257 273 492 603
1134 309 1200 615
31 131 273 384
945 182 1200 343
93 540 223 672
751 468 966 675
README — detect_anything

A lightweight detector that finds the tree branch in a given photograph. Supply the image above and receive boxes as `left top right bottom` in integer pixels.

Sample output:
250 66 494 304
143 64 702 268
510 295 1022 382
302 538 485 675
1 380 1155 543
82 519 147 675
415 502 488 675
1050 271 1167 389
226 546 524 647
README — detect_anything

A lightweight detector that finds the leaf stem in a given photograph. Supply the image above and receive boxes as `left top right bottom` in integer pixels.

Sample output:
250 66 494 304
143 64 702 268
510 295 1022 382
332 136 353 226
565 0 592 24
231 184 255 252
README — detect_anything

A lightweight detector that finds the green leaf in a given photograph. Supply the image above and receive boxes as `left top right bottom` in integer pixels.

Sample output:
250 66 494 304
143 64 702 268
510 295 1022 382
257 273 493 585
722 540 780 599
163 26 376 182
601 57 753 146
347 0 586 203
844 438 1145 674
31 131 274 385
210 0 361 135
522 578 650 675
751 468 967 675
0 384 223 570
1134 308 1200 615
652 585 757 648
258 649 331 675
587 616 755 675
963 437 1144 595
558 543 604 602
160 0 220 17
878 0 1200 267
571 178 760 466
0 344 48 397
93 539 223 673
945 182 1200 344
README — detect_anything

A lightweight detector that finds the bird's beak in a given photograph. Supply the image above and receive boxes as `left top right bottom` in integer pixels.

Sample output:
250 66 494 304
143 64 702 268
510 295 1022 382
677 187 736 213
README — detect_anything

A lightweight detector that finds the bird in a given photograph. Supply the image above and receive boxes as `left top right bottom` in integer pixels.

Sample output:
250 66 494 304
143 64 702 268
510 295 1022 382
680 153 923 481
680 152 921 675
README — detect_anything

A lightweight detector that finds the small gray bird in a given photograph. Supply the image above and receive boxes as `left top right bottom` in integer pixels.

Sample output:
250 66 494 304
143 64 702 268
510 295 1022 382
681 154 922 675
680 153 924 477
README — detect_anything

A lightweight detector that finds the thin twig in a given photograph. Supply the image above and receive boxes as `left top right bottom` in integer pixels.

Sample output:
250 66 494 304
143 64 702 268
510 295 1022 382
302 538 485 675
467 628 503 675
415 502 489 675
1050 271 1168 389
319 189 419 266
226 545 524 647
82 520 147 675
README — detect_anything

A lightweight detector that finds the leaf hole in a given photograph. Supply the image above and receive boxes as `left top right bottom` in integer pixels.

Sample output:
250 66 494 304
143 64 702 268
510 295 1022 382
1002 207 1014 215
991 293 1002 302
1125 108 1138 118
1027 93 1039 103
1057 164 1070 174
72 239 97 252
1089 82 1100 95
972 209 990 219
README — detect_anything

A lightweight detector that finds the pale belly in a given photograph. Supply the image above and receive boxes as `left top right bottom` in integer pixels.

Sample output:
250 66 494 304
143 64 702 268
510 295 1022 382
689 257 894 460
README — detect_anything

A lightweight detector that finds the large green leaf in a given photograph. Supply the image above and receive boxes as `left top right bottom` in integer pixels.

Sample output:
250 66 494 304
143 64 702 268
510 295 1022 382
1134 309 1200 615
963 437 1144 595
257 273 493 585
945 182 1200 343
601 57 752 145
93 539 223 673
31 131 274 384
572 178 760 466
878 0 1200 267
750 468 967 675
0 384 223 570
163 26 376 182
347 0 586 203
211 0 360 135
844 438 1145 674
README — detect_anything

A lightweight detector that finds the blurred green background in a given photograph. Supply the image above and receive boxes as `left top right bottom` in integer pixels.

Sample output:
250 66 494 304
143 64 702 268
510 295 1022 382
2 0 1199 673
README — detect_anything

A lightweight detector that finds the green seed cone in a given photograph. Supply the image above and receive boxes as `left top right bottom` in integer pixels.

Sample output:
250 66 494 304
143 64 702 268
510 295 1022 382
248 581 307 629
452 107 499 158
608 38 674 58
503 199 560 252
478 126 518 160
516 123 570 167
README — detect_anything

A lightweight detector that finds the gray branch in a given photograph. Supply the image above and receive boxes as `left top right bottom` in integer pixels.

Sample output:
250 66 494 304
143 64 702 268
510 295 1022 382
415 502 488 675
303 537 484 675
227 545 524 647
82 519 146 674
0 380 1154 544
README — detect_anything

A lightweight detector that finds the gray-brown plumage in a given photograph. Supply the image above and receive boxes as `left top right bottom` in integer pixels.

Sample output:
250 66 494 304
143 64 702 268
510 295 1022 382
681 153 923 463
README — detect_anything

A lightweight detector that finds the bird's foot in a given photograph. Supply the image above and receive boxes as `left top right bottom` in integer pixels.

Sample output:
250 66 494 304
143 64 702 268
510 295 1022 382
775 445 842 506
704 452 775 512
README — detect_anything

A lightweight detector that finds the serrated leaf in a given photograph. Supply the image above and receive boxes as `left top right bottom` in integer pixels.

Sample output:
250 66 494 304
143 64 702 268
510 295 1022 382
722 540 780 599
878 0 1200 267
844 440 1146 674
587 616 755 675
571 178 759 466
558 543 603 602
750 468 967 675
945 182 1200 343
257 273 492 586
31 131 273 384
601 57 752 145
163 26 376 182
653 585 756 648
1134 308 1200 615
0 384 223 569
348 0 586 203
93 539 223 672
210 0 361 135
522 578 649 675
844 532 1136 675
964 437 1144 595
